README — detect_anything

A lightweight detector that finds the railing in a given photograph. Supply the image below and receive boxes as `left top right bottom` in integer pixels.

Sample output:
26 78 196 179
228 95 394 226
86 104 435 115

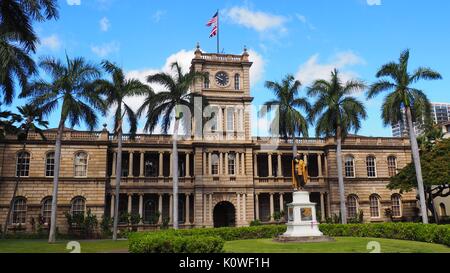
109 176 194 186
199 53 243 62
25 131 106 141
254 176 324 186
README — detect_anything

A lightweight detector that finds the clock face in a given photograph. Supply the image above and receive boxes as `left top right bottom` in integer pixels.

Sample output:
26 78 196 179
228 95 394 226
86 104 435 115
215 71 229 87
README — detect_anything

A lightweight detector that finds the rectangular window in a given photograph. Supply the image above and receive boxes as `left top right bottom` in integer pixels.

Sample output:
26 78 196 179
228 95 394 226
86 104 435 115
388 156 397 177
227 108 234 131
46 153 55 177
228 153 236 175
211 154 219 175
344 156 355 177
366 157 377 177
16 153 30 177
370 196 380 217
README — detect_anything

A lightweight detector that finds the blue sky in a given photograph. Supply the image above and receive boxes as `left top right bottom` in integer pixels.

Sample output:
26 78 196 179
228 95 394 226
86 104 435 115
10 0 450 137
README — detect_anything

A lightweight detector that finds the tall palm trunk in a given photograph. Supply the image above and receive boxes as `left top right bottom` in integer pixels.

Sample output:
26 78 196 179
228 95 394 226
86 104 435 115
336 128 347 224
48 120 64 243
172 117 180 229
112 126 123 240
405 106 428 223
2 141 26 238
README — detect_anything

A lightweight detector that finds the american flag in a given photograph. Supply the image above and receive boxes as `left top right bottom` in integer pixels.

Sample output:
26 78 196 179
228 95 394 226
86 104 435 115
209 25 218 37
206 11 218 27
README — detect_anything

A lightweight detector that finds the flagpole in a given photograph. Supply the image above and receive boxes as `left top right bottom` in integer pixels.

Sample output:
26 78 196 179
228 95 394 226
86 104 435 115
217 9 220 53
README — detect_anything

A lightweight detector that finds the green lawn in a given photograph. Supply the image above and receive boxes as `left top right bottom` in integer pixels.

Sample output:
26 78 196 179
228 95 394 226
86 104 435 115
1 237 449 253
0 239 129 253
223 237 450 253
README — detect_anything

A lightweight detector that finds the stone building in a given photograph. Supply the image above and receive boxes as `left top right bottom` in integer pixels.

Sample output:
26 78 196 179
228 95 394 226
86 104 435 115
0 48 418 233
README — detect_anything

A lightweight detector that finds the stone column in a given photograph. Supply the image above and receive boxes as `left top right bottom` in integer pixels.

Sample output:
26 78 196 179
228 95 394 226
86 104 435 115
326 192 331 218
318 154 323 177
129 152 134 177
268 153 273 177
303 153 308 165
219 153 223 175
140 152 145 177
112 152 116 177
320 192 326 222
110 194 115 217
243 193 247 222
241 153 245 175
185 194 190 224
253 154 258 177
209 194 213 222
186 153 190 177
324 155 328 177
236 152 240 175
277 153 282 177
127 193 133 213
255 193 260 220
158 194 163 223
208 153 212 175
279 193 284 213
158 152 163 177
270 193 274 221
237 193 241 222
169 194 173 224
203 194 207 223
203 152 207 175
139 194 144 224
225 152 229 175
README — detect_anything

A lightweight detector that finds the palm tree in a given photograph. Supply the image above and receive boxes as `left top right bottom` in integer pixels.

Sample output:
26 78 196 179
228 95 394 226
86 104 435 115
0 0 59 51
138 62 206 229
20 55 104 242
2 104 48 238
0 0 58 104
261 74 310 158
367 49 442 223
308 69 367 224
93 60 153 240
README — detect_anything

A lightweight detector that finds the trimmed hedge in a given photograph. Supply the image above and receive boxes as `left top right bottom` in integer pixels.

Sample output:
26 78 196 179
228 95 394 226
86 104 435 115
319 223 450 246
128 223 450 253
129 233 224 253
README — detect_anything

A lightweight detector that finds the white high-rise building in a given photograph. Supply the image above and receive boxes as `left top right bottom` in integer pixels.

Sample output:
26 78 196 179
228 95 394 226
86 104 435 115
391 102 450 137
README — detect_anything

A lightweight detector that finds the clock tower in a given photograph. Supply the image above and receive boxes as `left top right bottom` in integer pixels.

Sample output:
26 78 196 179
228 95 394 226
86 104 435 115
190 44 256 227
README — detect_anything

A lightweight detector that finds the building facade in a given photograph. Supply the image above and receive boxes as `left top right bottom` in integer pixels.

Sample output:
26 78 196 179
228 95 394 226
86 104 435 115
0 49 418 233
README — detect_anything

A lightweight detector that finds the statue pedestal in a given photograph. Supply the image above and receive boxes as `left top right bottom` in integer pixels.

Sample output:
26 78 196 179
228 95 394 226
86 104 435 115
280 191 324 238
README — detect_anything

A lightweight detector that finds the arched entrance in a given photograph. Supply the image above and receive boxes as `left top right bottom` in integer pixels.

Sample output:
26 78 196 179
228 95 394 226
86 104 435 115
213 201 236 228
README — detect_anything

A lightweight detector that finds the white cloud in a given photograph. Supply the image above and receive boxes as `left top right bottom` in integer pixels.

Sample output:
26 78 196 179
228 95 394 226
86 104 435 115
224 7 287 33
248 49 265 86
295 13 316 30
40 34 61 51
367 0 382 6
91 41 120 57
99 17 110 31
67 0 81 5
295 51 366 85
152 10 166 23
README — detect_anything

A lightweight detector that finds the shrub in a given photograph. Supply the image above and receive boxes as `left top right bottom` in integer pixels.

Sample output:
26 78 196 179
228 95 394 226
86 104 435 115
129 233 224 253
250 219 262 226
65 209 99 239
319 223 450 246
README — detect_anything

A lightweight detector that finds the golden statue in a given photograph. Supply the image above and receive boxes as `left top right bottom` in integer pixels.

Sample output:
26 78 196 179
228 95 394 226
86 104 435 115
292 155 309 191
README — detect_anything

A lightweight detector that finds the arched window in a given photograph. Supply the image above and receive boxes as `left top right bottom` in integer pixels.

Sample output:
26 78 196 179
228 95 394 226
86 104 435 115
71 197 85 216
344 155 355 177
16 152 30 177
391 194 402 217
74 152 88 177
144 199 157 224
12 197 27 224
204 73 210 89
41 197 52 224
234 74 240 90
211 153 219 175
440 203 447 217
347 195 358 218
366 156 377 177
387 156 397 177
45 152 55 177
228 153 236 175
369 194 380 218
